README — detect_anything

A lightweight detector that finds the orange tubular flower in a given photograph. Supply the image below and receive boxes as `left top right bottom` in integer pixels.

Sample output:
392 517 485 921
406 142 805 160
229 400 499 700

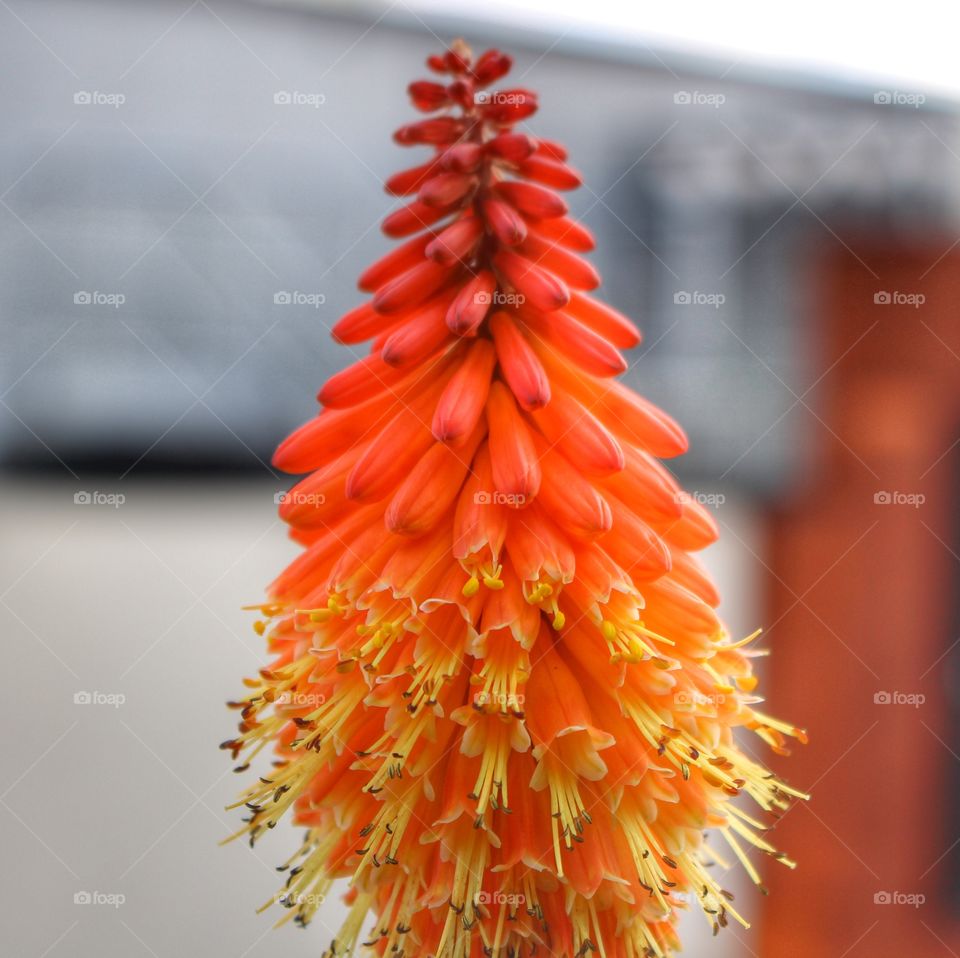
223 40 808 958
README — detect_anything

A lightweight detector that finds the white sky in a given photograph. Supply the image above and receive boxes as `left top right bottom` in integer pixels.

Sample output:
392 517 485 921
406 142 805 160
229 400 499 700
404 0 959 102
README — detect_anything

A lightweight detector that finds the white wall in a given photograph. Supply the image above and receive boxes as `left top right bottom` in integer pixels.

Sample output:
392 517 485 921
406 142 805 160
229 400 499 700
0 478 763 957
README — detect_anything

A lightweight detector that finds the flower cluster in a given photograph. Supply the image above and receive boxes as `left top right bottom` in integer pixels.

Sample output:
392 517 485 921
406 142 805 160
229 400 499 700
223 39 806 958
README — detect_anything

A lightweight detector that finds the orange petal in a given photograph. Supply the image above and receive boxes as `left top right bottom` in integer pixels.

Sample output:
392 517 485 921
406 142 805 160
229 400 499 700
357 231 432 292
602 493 673 581
346 380 449 502
379 522 453 597
331 300 396 345
489 310 550 411
384 157 442 196
517 231 600 290
372 259 456 314
417 171 477 208
486 381 541 505
667 547 721 608
453 443 507 562
644 577 721 636
537 349 687 457
493 248 569 312
269 503 381 599
504 502 575 584
593 381 689 457
599 445 683 524
381 296 456 367
278 444 365 528
382 199 450 237
494 180 567 219
424 215 483 266
516 154 582 190
532 436 612 539
530 390 623 476
566 290 641 348
524 308 626 377
525 632 614 755
526 215 595 252
480 559 540 645
662 493 720 551
432 338 496 442
445 269 495 335
535 138 568 162
385 420 486 535
481 197 527 246
318 353 411 409
273 393 398 473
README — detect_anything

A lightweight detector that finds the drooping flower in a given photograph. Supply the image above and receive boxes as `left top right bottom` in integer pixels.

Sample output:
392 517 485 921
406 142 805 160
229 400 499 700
223 39 807 958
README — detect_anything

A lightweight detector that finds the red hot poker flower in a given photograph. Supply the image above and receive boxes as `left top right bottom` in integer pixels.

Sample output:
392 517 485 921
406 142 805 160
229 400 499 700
224 38 807 958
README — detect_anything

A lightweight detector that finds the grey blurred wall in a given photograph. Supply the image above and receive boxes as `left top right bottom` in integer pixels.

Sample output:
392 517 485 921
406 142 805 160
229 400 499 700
4 0 958 491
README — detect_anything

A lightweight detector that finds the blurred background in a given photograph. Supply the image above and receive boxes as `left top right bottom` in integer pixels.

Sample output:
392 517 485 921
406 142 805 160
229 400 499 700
2 1 959 956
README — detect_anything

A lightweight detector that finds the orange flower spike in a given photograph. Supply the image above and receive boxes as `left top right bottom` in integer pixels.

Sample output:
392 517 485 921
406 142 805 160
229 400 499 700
225 39 806 958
